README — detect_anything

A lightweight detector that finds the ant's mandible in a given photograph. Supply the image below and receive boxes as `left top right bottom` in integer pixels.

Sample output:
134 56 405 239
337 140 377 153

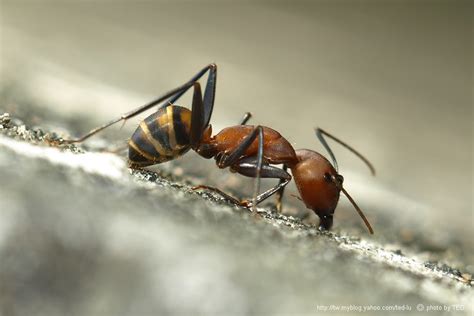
64 64 375 234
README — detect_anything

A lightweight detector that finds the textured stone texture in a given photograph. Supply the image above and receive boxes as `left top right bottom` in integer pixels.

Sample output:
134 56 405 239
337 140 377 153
0 108 472 316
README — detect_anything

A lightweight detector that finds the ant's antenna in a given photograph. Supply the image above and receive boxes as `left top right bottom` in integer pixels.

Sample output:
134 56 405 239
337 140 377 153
315 128 376 176
340 186 374 234
316 127 376 234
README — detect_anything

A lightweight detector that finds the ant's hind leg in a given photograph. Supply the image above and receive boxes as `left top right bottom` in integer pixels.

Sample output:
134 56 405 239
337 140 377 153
275 165 288 212
63 80 196 143
189 82 205 147
165 63 217 128
63 63 217 144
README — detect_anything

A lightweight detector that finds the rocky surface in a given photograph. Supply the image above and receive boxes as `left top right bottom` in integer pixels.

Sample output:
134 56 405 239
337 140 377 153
0 106 472 316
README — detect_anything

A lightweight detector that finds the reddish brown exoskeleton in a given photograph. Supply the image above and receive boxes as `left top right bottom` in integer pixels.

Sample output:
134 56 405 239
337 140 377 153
64 64 375 233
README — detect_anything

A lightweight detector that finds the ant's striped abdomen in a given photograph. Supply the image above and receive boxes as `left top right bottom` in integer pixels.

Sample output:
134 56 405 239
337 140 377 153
128 105 192 167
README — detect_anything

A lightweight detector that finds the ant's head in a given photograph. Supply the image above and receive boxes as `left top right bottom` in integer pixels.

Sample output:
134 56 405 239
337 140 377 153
292 150 343 230
291 128 375 234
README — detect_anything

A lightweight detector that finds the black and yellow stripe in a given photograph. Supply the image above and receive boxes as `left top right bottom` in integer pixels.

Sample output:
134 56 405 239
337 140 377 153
128 105 193 167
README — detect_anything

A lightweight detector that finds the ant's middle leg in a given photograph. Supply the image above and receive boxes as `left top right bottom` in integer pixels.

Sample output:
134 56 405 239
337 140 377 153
213 126 264 210
230 157 291 208
216 126 263 169
192 160 291 209
194 125 264 210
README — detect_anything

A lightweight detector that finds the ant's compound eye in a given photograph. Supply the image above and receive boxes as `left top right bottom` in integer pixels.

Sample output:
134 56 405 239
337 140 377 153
324 173 332 182
335 174 344 184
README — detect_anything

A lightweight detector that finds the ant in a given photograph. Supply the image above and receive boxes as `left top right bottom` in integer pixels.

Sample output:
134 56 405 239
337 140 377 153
64 64 375 234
